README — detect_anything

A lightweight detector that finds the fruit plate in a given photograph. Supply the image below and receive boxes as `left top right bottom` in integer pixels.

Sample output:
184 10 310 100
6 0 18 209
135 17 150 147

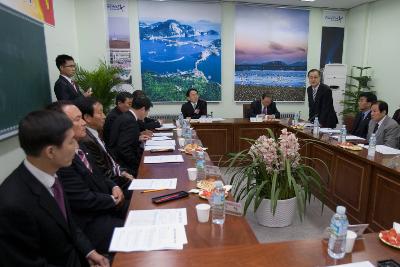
379 231 400 249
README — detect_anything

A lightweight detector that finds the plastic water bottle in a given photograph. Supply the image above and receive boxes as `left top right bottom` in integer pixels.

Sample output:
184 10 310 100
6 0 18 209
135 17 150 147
313 117 320 136
211 181 225 225
293 112 299 126
368 133 376 157
177 113 184 128
328 206 348 259
182 119 189 139
195 150 205 181
340 125 347 144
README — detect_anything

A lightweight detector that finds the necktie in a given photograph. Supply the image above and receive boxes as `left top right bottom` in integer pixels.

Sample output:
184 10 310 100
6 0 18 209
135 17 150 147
52 177 67 220
312 88 318 100
373 123 379 133
262 106 267 115
77 149 92 173
71 80 78 93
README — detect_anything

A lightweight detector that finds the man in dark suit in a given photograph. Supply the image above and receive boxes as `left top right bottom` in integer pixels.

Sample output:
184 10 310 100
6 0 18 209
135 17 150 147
132 90 162 131
307 69 338 128
103 91 133 148
47 101 127 254
75 97 134 193
249 93 280 118
367 101 400 148
350 92 377 138
108 97 152 177
181 88 207 119
54 54 92 101
0 110 109 267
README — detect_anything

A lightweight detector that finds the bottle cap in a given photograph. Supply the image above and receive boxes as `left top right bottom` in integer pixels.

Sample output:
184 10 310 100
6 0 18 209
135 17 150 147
336 206 346 215
214 181 223 188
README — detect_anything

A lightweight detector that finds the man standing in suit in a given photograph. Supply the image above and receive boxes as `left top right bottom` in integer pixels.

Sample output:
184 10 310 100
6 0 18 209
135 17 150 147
181 88 207 119
307 69 338 128
108 96 152 177
249 93 280 118
350 92 377 138
75 97 134 192
47 101 127 254
54 54 92 101
0 110 109 267
104 91 133 148
367 101 400 148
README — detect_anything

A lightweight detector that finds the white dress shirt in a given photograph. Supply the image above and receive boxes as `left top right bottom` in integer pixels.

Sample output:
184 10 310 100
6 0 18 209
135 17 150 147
24 159 56 196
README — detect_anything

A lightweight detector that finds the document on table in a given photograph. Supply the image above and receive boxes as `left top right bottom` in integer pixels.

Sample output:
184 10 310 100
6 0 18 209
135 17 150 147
153 132 174 137
109 224 187 252
146 140 176 147
327 261 374 267
151 136 172 141
358 144 400 155
319 128 341 134
331 135 365 141
125 208 187 226
128 178 177 190
144 155 184 164
144 145 175 151
156 123 176 130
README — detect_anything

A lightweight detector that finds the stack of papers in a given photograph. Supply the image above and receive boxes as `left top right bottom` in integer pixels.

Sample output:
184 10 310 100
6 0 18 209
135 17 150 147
128 178 177 190
151 136 172 141
319 128 341 134
144 145 175 151
146 140 176 147
358 144 400 155
109 209 188 252
331 135 365 141
144 155 184 164
156 123 176 130
153 132 173 137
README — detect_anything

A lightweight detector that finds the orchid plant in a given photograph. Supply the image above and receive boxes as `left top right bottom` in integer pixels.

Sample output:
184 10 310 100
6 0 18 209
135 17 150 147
226 128 327 220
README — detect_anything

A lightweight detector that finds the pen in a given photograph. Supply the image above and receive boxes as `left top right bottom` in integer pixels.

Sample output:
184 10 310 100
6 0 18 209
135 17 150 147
141 189 167 193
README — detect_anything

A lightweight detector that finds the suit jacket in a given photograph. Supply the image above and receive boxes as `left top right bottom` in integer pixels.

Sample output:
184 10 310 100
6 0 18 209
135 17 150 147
249 100 280 118
104 107 123 148
307 83 338 128
393 108 400 125
108 111 141 176
54 75 83 101
367 116 400 148
350 111 371 139
138 117 161 131
181 99 207 119
0 163 92 267
57 144 118 230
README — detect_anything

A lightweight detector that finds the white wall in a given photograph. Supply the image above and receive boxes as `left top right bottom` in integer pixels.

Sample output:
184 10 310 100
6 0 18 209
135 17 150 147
345 0 400 116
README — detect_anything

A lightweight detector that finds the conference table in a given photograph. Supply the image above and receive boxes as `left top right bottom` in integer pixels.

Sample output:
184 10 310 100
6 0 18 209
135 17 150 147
112 119 400 267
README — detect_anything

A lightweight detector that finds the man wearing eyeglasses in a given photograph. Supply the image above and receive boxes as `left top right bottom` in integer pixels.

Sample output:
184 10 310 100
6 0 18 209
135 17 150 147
54 54 93 101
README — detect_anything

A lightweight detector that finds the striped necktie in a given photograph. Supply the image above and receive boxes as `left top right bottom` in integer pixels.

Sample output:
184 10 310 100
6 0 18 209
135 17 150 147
312 88 318 100
77 149 92 173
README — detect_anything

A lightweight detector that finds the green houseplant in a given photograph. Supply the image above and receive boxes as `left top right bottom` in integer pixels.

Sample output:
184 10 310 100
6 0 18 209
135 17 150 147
342 66 374 116
226 128 327 227
74 60 123 112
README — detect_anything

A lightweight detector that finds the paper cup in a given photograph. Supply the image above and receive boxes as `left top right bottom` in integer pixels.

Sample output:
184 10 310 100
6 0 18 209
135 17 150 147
187 168 197 181
178 137 185 147
345 230 357 253
196 204 210 223
176 128 182 137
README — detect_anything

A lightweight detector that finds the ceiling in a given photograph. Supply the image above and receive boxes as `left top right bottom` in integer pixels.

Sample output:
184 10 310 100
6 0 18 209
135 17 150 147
175 0 378 9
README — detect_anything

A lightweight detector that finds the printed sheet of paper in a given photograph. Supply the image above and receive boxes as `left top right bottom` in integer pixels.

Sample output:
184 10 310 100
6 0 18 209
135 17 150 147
153 132 174 137
143 155 184 164
359 144 400 155
331 135 365 141
144 145 175 151
146 140 176 147
128 178 177 190
125 208 187 226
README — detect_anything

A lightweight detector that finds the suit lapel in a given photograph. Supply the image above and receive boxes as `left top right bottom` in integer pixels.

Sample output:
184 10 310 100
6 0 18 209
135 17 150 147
60 75 80 96
18 164 71 235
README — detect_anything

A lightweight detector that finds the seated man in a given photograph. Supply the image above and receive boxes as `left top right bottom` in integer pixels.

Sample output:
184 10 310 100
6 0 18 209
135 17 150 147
350 92 377 138
108 96 152 177
393 108 400 125
132 90 162 131
75 97 134 193
181 88 207 119
249 93 280 118
0 110 108 267
47 101 127 254
367 101 400 148
104 91 133 148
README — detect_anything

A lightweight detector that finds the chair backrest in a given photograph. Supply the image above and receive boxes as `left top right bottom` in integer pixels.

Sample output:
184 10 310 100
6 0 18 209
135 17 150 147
243 103 251 118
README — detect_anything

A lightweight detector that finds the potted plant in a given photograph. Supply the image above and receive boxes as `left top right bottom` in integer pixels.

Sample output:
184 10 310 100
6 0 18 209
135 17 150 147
226 128 327 227
341 66 374 130
74 60 123 113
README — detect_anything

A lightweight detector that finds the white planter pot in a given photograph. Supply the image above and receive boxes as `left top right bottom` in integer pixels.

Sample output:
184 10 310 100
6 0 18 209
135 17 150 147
255 197 297 227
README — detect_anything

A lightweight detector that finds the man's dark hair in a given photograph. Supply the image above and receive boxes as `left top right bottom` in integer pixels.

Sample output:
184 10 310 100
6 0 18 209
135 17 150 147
46 100 74 114
132 90 146 100
55 54 74 71
372 100 389 114
186 88 198 97
261 93 272 100
359 92 377 103
115 91 133 105
19 110 73 157
132 96 153 111
74 97 99 118
307 69 321 77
